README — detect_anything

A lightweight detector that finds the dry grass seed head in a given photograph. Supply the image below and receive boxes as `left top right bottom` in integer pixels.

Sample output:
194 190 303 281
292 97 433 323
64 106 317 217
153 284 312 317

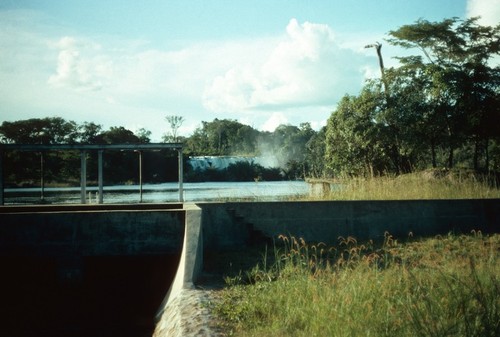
278 234 289 243
347 236 357 245
470 229 482 238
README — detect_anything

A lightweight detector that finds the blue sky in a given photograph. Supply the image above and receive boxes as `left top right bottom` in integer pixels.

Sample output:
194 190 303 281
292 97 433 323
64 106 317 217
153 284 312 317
1 0 498 141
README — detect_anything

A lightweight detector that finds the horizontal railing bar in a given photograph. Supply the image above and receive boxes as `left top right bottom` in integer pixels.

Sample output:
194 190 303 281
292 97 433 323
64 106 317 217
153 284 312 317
0 143 183 152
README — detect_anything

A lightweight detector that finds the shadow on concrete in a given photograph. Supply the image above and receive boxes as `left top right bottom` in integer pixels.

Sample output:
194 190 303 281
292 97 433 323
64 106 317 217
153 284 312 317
0 254 180 337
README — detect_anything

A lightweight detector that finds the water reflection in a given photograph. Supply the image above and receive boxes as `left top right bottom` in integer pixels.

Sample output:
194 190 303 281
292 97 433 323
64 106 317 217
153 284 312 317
5 181 308 204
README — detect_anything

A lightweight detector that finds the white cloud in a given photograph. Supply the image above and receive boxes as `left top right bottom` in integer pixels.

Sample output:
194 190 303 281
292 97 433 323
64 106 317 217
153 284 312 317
202 18 368 114
261 112 288 132
1 10 370 140
41 24 365 137
48 36 113 91
466 0 500 26
310 119 327 130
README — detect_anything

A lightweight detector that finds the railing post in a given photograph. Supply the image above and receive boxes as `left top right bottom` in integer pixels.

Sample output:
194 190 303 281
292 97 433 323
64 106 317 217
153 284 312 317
138 150 143 203
80 150 87 204
40 151 45 202
178 148 184 202
0 149 3 206
98 150 103 204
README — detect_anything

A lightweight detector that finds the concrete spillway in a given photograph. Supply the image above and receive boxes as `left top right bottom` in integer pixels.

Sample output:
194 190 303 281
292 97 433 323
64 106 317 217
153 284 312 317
0 203 185 337
2 254 179 337
0 199 499 336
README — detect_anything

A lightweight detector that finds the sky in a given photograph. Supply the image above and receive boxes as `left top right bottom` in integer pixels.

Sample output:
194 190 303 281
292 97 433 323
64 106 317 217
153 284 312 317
1 0 499 141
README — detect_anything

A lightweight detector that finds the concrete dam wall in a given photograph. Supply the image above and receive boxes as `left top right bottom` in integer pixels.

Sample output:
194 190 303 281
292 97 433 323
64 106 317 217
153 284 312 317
0 208 184 257
0 199 499 336
200 199 500 249
0 204 186 337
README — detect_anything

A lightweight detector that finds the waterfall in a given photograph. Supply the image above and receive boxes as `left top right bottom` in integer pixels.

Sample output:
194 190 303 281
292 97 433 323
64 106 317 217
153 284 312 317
188 156 278 171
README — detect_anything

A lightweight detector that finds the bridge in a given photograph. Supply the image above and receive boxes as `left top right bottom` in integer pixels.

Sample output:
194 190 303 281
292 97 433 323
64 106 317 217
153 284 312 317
0 143 184 205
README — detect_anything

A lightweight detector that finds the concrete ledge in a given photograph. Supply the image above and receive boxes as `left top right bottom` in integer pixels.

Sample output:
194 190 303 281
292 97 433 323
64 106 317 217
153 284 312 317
199 199 500 249
0 209 185 256
155 203 203 323
0 203 183 213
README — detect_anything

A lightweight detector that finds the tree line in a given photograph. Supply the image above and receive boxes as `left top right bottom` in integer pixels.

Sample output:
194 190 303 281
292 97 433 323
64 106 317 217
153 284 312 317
1 17 499 185
325 17 500 177
0 119 178 185
0 117 317 185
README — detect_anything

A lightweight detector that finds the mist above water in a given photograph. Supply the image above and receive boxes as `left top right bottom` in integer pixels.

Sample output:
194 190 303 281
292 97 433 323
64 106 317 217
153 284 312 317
187 155 280 171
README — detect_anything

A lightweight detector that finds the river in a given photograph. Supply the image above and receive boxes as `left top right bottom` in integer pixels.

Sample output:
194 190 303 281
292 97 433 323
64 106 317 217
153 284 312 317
4 180 309 204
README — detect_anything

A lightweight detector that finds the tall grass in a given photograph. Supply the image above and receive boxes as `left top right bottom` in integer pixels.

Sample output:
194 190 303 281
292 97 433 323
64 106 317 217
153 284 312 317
308 170 500 200
213 232 500 337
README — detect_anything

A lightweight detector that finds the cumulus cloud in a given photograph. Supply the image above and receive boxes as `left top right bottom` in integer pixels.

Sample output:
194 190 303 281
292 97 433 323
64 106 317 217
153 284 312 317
46 36 216 105
48 36 113 91
262 112 289 132
4 10 372 139
202 18 367 114
466 0 500 26
116 48 211 98
42 19 369 135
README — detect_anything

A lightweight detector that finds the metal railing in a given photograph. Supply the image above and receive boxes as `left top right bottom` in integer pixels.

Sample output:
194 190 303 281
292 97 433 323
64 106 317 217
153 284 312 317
0 143 184 205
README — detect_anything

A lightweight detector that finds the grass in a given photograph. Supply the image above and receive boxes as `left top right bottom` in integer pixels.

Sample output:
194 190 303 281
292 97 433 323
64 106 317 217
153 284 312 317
212 232 500 337
307 169 500 200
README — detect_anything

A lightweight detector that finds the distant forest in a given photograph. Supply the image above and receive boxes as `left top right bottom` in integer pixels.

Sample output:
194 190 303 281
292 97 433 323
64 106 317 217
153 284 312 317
0 117 315 185
1 17 499 185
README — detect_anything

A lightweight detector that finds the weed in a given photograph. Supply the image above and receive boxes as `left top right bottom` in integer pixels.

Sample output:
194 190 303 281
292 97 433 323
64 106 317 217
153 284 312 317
306 171 500 201
213 232 500 337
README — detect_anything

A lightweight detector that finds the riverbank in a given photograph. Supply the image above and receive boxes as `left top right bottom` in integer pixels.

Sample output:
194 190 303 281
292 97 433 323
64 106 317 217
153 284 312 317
307 169 500 200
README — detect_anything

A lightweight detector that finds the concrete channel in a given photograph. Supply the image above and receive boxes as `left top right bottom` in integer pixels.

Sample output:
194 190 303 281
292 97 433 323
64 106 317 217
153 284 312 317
0 199 499 336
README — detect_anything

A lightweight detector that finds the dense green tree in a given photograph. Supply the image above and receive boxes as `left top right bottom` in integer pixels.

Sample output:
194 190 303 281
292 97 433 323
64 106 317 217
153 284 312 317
97 126 141 144
185 119 258 156
270 123 317 179
0 117 78 144
387 17 500 170
272 124 302 167
0 117 181 185
184 125 211 155
234 124 259 154
325 86 389 177
77 122 102 144
182 118 318 179
325 17 500 177
94 127 141 183
381 65 436 171
0 118 79 184
135 128 152 144
305 126 327 178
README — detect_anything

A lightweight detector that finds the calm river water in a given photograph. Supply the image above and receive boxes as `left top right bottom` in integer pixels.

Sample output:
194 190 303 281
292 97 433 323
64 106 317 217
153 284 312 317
4 180 309 204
